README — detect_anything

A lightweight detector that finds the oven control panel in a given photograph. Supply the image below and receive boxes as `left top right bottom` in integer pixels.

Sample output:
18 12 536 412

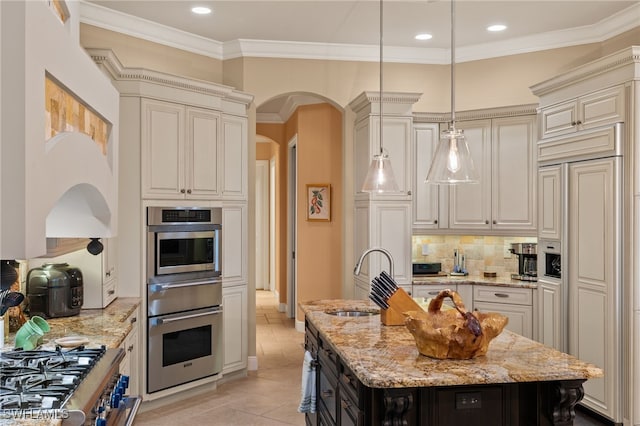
90 373 130 426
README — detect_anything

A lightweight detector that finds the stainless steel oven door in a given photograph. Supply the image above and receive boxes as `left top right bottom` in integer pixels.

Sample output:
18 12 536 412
153 229 220 276
147 306 223 393
147 278 222 317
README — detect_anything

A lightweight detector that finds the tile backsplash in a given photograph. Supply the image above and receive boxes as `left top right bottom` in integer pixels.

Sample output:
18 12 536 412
412 235 537 276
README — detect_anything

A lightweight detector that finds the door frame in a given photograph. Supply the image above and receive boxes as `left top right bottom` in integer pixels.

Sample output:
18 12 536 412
287 135 298 319
255 159 269 290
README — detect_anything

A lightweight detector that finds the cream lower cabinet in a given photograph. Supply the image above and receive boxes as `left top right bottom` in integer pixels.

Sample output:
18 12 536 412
536 278 563 351
119 306 140 396
141 98 220 200
222 284 247 374
472 286 534 339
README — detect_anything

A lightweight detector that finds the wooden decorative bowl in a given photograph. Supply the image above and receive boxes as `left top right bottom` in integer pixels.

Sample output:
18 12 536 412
404 289 508 359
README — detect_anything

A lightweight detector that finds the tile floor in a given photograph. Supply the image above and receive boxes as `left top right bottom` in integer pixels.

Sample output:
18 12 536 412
134 289 607 426
135 290 306 425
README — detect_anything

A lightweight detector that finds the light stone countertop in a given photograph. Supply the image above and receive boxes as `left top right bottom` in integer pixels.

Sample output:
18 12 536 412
300 299 603 389
412 273 538 289
4 297 142 351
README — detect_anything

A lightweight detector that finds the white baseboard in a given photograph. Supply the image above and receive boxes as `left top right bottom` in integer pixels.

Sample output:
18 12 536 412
247 356 258 371
278 302 287 313
295 319 305 333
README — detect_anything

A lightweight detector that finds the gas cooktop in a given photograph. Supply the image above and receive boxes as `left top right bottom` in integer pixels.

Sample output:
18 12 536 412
0 345 133 425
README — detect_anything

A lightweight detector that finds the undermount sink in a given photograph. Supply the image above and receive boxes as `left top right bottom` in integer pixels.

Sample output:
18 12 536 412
325 309 379 317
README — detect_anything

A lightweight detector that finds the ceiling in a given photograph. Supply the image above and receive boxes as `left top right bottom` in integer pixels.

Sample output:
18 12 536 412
81 1 640 120
86 1 638 54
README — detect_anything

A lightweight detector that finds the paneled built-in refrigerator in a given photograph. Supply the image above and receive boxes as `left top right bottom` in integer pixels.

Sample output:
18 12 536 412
537 122 624 423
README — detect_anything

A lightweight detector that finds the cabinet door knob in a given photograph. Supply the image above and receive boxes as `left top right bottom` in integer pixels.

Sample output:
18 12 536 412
341 398 351 409
105 271 111 277
127 345 134 352
434 220 438 224
485 220 490 225
180 189 186 194
187 189 192 194
130 316 137 324
576 120 582 125
493 220 497 225
571 121 577 126
321 390 333 398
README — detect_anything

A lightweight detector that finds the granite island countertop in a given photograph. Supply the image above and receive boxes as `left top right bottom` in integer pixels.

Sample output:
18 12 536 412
300 299 602 389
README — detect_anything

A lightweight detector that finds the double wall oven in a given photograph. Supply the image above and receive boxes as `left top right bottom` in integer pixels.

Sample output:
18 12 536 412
146 207 223 393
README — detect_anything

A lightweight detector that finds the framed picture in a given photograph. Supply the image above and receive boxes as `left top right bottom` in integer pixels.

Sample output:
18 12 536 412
306 184 331 221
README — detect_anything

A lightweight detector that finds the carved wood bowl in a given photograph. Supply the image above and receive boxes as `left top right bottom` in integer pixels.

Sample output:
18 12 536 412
404 289 508 359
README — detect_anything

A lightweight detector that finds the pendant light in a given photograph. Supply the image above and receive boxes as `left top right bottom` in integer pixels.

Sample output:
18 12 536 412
361 0 400 193
425 0 478 184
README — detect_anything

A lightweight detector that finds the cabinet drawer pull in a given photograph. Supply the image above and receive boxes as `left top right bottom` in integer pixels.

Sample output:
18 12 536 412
107 290 115 296
321 390 333 398
341 373 356 387
130 316 137 324
494 293 509 298
127 345 134 352
428 291 439 296
341 398 351 409
105 271 111 277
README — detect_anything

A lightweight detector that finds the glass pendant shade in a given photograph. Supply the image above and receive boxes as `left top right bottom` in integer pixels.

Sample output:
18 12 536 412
362 152 400 193
425 127 479 184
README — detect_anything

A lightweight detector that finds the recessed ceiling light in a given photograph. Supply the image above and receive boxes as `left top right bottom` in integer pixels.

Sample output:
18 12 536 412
191 6 212 15
487 24 507 32
415 33 433 41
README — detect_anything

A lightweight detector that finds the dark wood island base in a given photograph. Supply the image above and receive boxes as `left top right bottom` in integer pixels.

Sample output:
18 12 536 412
301 300 601 426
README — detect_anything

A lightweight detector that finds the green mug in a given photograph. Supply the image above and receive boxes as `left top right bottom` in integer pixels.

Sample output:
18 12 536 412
15 321 43 350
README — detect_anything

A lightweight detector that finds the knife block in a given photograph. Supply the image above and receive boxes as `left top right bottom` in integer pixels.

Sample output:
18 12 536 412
381 287 423 326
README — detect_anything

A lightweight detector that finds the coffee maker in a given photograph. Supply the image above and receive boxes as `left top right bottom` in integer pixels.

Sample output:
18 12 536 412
509 243 537 282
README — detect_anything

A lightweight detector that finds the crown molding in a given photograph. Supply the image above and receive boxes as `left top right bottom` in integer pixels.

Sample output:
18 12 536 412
87 48 253 105
413 104 539 123
80 1 640 64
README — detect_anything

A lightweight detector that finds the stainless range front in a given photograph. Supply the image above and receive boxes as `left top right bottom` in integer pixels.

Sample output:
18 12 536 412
146 207 224 394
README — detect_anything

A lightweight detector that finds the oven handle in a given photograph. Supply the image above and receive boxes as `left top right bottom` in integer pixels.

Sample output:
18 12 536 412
149 279 219 293
150 307 223 326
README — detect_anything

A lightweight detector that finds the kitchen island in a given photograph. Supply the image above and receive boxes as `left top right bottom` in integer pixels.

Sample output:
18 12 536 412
301 299 602 426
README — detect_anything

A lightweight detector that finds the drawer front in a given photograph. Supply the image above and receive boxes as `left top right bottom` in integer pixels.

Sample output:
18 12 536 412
103 279 117 307
473 286 532 306
319 370 337 423
319 341 339 379
339 362 360 406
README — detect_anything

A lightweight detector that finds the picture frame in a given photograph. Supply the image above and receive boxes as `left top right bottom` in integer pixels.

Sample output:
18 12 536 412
306 184 331 221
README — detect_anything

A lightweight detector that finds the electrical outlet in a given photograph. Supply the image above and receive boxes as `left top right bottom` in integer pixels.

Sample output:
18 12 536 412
503 243 512 258
421 244 429 256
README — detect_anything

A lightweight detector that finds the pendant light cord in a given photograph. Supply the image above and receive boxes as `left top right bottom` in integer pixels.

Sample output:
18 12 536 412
379 0 384 156
450 0 456 127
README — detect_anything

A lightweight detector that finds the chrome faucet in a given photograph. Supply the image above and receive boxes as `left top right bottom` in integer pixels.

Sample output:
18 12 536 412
354 247 394 279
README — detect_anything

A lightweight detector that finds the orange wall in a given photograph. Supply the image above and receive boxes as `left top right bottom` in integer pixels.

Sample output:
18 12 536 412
294 104 343 318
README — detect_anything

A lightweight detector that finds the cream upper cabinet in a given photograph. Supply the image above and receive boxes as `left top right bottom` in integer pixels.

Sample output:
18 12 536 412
539 85 624 139
221 115 248 200
537 165 563 241
448 119 492 230
412 123 442 230
141 99 220 200
448 115 537 233
491 116 537 231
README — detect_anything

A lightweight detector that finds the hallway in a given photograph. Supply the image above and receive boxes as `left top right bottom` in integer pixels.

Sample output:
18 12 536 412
135 290 305 425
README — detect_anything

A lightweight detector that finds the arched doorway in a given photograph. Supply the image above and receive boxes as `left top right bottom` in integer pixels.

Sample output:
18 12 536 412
255 92 345 329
